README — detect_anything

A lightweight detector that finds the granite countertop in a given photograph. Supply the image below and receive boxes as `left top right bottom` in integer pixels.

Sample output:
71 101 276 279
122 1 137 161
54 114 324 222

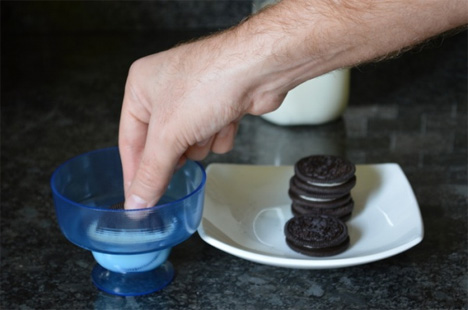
2 5 467 309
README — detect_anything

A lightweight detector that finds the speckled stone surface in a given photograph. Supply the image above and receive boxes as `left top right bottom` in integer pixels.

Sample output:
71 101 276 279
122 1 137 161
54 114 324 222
1 2 467 309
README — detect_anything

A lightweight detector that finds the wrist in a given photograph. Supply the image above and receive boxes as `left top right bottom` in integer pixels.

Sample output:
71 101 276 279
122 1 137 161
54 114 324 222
225 0 347 114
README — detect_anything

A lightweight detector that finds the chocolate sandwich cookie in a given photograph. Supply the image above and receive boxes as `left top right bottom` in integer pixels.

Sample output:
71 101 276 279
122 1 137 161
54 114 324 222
284 214 350 257
98 201 165 230
289 191 354 220
294 155 356 185
291 198 354 221
109 201 125 209
289 174 356 200
289 191 353 209
88 201 177 245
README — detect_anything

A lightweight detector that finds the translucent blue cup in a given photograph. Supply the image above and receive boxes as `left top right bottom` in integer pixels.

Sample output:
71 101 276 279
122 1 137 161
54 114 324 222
50 147 206 296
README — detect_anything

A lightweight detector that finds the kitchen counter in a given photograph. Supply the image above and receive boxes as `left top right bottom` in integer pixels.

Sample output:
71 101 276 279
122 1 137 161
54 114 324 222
2 15 467 310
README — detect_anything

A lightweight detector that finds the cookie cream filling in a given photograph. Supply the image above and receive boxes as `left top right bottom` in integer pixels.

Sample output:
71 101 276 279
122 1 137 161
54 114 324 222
299 195 334 202
307 180 346 187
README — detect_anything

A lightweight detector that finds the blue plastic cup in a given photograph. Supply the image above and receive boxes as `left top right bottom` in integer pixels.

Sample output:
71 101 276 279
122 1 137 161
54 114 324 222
50 147 206 296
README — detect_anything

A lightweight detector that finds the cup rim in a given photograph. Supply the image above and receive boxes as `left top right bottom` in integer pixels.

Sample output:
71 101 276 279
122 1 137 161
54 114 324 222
50 146 206 213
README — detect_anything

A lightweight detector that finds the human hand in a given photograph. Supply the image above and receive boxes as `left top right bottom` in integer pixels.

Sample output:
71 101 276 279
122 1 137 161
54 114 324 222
119 31 286 209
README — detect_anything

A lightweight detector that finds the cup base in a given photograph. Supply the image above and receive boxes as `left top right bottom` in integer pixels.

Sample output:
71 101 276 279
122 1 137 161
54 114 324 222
91 261 174 296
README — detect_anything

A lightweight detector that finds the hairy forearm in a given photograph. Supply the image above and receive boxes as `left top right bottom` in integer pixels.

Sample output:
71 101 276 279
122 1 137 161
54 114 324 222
167 0 466 116
257 0 466 70
226 0 467 112
317 0 468 64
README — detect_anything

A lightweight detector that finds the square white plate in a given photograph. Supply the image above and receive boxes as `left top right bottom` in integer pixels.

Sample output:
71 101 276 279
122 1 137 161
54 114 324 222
197 163 424 269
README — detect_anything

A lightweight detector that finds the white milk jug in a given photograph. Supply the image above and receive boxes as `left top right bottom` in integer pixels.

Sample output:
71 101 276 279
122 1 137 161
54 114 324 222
261 69 350 125
253 0 351 126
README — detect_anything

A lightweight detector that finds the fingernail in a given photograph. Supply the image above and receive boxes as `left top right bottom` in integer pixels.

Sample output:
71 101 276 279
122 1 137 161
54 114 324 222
125 194 148 210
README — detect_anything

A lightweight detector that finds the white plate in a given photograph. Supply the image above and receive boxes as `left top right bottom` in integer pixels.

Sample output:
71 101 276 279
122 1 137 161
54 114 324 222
197 163 424 269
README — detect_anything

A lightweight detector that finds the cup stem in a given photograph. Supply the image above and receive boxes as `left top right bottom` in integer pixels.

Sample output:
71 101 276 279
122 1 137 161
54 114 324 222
91 261 174 296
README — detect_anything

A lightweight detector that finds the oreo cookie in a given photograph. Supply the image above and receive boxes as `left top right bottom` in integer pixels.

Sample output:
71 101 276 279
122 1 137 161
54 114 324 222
295 155 356 185
291 198 354 221
87 201 177 245
289 174 356 200
289 155 356 220
284 214 350 257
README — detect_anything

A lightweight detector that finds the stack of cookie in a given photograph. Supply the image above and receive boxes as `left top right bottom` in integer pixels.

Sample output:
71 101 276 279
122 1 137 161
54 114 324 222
284 155 357 257
288 155 357 221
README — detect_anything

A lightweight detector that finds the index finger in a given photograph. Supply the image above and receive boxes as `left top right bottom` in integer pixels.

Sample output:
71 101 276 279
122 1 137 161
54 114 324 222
124 116 184 209
118 90 149 195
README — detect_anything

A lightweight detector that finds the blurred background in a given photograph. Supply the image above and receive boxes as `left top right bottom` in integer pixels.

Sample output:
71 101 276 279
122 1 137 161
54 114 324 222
2 1 251 33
